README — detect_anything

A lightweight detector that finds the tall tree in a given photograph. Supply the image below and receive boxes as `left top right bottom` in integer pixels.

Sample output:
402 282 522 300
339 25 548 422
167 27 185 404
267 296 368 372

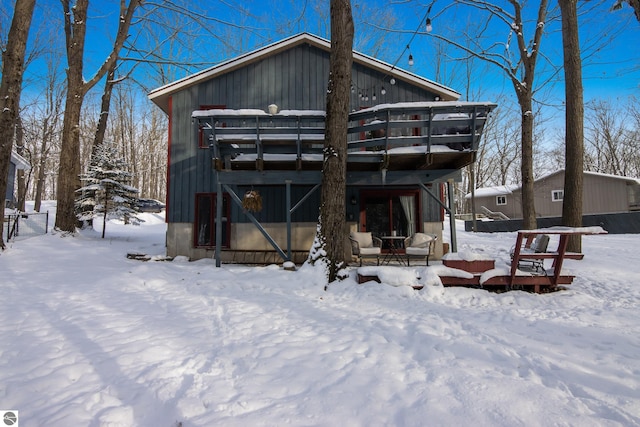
55 0 141 233
32 50 65 212
428 0 551 229
311 0 354 284
559 0 584 252
0 0 36 250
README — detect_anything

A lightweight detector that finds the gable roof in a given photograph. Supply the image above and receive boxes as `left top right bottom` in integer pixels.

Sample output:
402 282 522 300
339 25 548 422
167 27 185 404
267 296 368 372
468 169 640 198
542 169 640 185
10 150 30 170
148 32 461 114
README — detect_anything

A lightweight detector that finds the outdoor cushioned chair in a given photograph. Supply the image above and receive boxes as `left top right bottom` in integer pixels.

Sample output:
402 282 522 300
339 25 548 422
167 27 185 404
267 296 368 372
403 233 437 266
349 231 382 266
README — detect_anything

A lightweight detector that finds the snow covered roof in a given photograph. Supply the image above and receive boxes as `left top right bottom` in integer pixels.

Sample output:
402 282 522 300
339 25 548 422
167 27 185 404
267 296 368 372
468 170 640 198
465 185 517 199
584 170 640 185
149 32 461 114
10 150 30 170
533 169 640 185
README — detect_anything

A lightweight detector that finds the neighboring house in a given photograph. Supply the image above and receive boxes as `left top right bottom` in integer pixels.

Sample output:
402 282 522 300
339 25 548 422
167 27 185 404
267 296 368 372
148 33 496 264
5 150 30 208
469 170 640 219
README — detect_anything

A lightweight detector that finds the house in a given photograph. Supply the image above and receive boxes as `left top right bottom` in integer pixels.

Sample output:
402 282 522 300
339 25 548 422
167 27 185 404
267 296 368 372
469 170 640 219
4 150 30 208
148 33 496 264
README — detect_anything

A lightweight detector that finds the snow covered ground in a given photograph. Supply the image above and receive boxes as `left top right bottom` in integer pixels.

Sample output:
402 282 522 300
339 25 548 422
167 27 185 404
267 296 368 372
1 202 639 426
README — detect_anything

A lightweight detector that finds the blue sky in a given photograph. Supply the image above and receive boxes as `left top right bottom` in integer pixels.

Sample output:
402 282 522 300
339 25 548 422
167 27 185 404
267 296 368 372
17 0 640 118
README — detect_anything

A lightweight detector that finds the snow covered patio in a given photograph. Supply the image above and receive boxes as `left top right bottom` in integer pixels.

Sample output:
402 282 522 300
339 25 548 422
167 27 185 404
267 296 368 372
357 226 607 294
1 203 639 426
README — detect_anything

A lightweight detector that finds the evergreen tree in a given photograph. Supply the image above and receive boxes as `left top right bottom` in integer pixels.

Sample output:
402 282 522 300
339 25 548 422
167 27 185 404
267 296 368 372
76 142 142 238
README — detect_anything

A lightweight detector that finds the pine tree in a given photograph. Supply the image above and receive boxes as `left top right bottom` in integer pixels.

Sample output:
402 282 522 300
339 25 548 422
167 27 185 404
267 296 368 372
76 141 142 238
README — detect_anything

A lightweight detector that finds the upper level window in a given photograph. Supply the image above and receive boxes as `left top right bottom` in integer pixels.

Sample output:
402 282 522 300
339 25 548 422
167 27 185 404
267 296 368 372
496 195 507 206
552 190 564 202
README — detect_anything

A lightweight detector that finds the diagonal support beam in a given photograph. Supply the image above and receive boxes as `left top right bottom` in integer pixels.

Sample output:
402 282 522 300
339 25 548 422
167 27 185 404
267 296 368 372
223 184 289 262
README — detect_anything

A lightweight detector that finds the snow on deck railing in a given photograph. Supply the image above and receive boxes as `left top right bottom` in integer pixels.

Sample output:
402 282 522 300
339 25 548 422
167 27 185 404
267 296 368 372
192 101 497 168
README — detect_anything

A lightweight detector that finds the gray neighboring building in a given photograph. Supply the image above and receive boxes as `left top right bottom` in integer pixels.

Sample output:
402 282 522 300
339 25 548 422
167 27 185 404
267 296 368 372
5 151 30 208
469 170 640 219
149 33 496 263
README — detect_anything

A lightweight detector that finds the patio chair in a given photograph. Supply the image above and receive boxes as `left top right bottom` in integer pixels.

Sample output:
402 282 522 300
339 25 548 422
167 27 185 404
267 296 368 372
511 234 550 273
403 232 437 266
349 231 382 266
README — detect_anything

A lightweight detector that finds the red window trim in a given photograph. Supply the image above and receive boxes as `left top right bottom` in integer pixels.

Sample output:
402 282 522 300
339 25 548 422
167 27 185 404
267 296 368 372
166 96 172 222
194 192 231 248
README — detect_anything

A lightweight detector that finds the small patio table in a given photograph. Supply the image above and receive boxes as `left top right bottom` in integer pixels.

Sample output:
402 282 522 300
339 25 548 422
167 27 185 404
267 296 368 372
381 236 406 265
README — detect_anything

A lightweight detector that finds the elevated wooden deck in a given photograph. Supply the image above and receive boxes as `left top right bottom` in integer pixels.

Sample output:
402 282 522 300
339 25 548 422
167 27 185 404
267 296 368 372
440 227 608 293
192 101 497 174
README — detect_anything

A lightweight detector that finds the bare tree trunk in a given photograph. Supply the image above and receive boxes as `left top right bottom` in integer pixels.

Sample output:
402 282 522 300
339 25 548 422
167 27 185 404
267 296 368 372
469 165 477 232
318 0 354 284
33 49 65 212
102 186 108 239
34 137 47 212
428 0 548 228
559 0 584 252
93 64 118 157
0 0 36 249
55 0 141 233
56 70 86 232
519 95 537 229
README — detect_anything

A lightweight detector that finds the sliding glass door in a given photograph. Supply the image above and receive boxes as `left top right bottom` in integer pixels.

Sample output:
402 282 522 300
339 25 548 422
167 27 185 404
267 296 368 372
359 190 420 239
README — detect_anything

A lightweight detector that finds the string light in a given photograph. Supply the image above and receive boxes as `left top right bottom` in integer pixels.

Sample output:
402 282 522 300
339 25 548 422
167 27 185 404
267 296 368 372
350 1 436 104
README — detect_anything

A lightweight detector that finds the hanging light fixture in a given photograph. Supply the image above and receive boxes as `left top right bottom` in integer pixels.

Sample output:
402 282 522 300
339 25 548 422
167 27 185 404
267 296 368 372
406 44 414 66
390 78 396 85
425 0 435 33
381 86 386 95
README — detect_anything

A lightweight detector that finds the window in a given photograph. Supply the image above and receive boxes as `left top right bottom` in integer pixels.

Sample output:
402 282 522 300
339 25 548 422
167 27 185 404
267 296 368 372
496 195 507 206
194 193 230 247
552 190 564 202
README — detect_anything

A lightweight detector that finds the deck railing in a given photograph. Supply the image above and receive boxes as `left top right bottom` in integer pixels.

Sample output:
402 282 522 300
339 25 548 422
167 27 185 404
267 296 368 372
192 101 497 170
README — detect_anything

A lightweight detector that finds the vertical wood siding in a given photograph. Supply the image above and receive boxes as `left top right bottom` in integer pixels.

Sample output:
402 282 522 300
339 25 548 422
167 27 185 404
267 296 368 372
169 42 441 224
